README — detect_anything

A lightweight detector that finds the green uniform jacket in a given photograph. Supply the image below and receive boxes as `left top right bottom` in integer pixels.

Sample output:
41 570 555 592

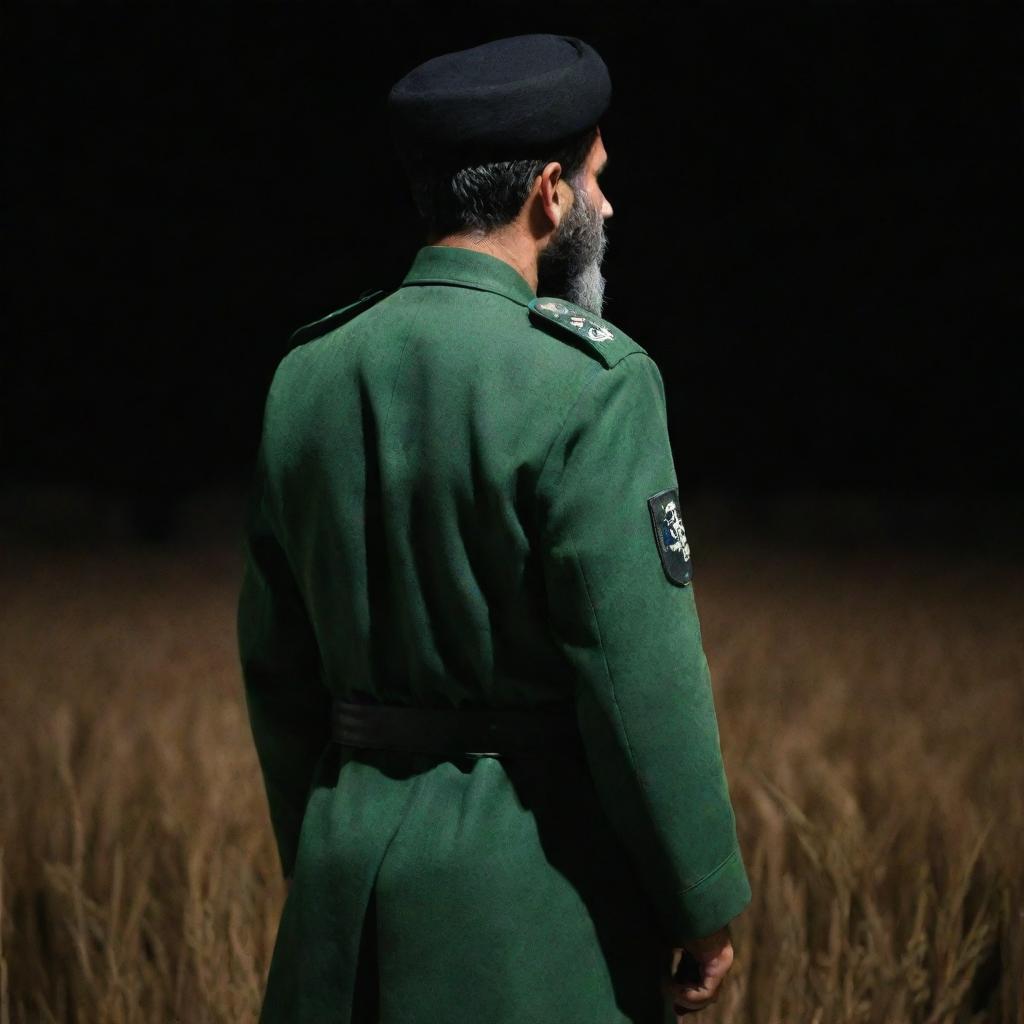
237 245 751 1024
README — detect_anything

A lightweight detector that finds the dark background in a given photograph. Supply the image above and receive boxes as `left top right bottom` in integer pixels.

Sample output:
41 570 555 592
4 2 1022 544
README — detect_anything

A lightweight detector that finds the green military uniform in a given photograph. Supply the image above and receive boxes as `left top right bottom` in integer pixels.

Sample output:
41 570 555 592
237 244 751 1023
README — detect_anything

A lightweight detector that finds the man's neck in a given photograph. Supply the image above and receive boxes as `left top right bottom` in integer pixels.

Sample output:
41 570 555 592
430 226 539 293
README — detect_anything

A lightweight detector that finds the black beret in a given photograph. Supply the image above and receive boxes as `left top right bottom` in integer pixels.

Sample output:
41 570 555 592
388 34 611 166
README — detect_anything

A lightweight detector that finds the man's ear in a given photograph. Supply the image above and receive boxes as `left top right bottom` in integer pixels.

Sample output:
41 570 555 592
538 161 569 231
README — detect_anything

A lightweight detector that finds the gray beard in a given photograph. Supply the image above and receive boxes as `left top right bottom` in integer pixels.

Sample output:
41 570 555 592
537 182 608 318
564 259 607 319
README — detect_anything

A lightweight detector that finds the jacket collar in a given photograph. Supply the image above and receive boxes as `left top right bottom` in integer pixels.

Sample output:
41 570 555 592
400 245 536 307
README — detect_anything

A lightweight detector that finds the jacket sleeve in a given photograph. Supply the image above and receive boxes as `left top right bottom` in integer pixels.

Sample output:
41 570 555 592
236 384 332 880
536 352 751 944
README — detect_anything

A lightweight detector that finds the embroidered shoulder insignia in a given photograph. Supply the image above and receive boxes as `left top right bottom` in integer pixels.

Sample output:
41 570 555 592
646 486 693 586
528 296 646 368
288 288 390 348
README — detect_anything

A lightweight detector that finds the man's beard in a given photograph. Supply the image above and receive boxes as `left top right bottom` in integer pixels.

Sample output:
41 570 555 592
536 182 608 317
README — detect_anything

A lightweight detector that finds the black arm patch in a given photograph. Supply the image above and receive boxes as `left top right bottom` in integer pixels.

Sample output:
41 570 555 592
647 487 693 586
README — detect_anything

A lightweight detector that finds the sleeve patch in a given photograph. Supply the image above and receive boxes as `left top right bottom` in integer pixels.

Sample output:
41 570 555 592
647 487 693 586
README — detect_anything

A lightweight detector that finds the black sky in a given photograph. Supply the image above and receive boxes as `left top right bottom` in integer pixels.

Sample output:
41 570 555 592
3 2 1022 512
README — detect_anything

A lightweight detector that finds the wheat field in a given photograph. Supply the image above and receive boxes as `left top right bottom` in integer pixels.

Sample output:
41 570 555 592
1 505 1021 1023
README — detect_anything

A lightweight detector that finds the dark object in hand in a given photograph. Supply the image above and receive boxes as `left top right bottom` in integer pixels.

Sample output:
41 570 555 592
672 950 704 1016
673 949 703 987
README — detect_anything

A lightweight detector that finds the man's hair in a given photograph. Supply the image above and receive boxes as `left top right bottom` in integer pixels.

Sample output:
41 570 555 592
404 126 598 239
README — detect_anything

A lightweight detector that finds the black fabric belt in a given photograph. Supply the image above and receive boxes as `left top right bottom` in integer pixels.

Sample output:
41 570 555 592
330 695 583 757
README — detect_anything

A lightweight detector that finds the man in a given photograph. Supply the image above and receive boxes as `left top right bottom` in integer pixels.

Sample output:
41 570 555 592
237 33 751 1024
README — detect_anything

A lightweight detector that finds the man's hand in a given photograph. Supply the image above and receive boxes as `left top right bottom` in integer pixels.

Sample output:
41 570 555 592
662 926 735 1017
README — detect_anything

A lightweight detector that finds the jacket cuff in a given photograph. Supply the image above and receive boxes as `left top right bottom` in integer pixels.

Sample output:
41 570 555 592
666 847 752 944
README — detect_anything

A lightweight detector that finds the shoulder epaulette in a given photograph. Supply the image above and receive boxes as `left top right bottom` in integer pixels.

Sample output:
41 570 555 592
528 297 647 369
287 288 390 349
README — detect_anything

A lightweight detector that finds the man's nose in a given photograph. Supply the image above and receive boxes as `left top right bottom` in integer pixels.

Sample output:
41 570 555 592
602 197 614 219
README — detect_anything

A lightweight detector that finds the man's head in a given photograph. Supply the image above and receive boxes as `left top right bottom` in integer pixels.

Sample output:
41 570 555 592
535 129 612 316
404 127 612 315
388 35 614 316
